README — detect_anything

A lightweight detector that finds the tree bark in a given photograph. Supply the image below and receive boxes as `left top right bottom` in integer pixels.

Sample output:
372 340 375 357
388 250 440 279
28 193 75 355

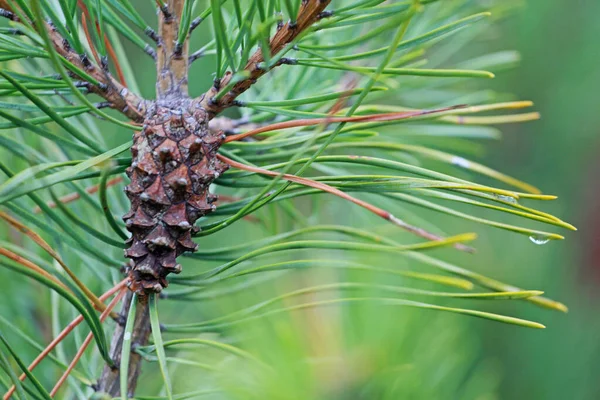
156 0 189 99
96 292 151 397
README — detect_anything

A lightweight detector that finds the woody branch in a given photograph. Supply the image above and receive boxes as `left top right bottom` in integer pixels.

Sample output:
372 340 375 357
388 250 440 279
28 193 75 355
156 0 190 99
98 0 190 397
198 0 332 118
0 1 147 122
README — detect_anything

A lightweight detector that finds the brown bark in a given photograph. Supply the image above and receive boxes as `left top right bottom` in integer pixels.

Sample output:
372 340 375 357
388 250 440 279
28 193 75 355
45 20 147 122
199 0 332 117
97 292 151 397
156 0 190 99
2 0 147 122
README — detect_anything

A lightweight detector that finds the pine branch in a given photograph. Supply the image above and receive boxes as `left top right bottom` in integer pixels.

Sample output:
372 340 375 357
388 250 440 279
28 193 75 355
198 0 332 117
0 1 575 398
156 0 190 98
43 19 146 121
99 2 195 396
2 1 146 121
97 292 151 397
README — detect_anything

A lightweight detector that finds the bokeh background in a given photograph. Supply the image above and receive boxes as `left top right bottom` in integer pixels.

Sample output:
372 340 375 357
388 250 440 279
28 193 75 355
480 1 600 398
1 0 599 399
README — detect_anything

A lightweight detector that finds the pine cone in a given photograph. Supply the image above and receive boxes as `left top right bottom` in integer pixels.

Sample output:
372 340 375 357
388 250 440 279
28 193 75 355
123 101 228 294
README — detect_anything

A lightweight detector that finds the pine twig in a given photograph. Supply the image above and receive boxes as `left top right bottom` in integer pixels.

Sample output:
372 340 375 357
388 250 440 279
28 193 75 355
98 2 191 395
156 0 189 98
198 0 332 117
2 280 127 400
96 292 152 397
50 289 127 397
2 1 145 121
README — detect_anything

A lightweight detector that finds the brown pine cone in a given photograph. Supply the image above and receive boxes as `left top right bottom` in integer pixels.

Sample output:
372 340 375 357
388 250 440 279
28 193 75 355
123 101 228 294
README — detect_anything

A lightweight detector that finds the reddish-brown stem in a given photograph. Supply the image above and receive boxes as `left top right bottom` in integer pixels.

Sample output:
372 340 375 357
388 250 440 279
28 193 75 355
0 248 67 290
218 154 398 218
50 289 127 397
199 0 332 117
77 0 127 87
33 177 124 214
105 37 127 86
81 14 101 65
0 212 114 314
217 154 474 253
3 279 128 400
224 106 465 143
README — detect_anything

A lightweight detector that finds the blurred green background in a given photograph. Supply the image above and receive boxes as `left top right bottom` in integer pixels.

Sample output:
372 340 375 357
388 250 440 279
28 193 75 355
1 1 599 399
481 1 600 398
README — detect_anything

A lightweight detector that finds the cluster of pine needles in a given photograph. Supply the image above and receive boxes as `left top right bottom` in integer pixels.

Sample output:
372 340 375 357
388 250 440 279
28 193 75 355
0 0 574 398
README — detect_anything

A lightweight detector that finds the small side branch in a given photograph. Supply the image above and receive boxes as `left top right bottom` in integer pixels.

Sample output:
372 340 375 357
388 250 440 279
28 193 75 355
1 1 146 121
156 0 189 99
96 292 152 397
198 0 332 117
2 280 127 400
218 154 476 253
43 20 146 121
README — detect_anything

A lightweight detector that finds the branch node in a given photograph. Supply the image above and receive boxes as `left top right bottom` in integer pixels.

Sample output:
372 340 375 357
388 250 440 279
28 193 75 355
159 5 172 21
189 49 204 64
173 42 183 58
144 27 161 44
100 56 109 72
189 17 203 33
144 44 157 60
74 80 90 88
62 38 71 51
46 19 56 31
95 101 112 109
0 8 16 21
318 10 334 19
80 53 92 69
280 57 297 65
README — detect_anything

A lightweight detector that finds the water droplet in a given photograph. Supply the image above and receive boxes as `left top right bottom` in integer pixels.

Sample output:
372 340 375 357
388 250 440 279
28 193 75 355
451 156 471 168
529 235 550 245
495 194 518 204
124 332 131 341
